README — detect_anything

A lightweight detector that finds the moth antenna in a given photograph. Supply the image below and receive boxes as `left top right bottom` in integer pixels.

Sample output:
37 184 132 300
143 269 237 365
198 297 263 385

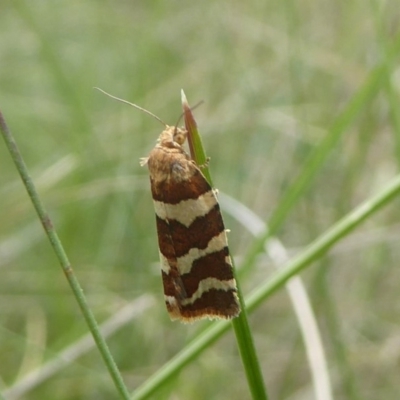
95 87 167 127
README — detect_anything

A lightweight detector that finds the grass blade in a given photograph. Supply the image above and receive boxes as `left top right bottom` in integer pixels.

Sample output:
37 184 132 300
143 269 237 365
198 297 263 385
0 110 131 400
181 91 268 400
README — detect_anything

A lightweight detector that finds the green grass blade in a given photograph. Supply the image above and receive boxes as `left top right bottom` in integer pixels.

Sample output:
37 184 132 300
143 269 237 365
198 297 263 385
181 91 268 400
181 90 213 185
0 111 131 400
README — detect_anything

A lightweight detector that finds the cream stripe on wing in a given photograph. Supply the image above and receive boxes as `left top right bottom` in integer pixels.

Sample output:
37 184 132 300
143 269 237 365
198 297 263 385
159 230 230 276
180 278 237 306
177 231 229 275
153 190 218 227
159 251 171 273
160 231 231 275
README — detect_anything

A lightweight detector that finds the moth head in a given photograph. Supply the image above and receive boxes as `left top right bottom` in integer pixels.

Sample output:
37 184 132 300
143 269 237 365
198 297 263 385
173 126 188 145
158 126 188 148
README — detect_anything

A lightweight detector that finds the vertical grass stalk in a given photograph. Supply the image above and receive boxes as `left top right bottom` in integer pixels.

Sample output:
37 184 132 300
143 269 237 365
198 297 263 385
0 110 131 400
181 91 269 400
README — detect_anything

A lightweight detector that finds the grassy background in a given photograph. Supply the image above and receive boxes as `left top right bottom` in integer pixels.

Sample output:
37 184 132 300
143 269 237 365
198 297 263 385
1 1 400 399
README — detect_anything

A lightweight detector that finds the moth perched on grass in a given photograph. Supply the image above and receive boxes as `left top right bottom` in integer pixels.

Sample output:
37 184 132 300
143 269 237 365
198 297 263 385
97 88 240 323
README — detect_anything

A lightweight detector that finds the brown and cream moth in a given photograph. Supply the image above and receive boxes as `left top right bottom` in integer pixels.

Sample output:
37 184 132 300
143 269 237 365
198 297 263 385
141 123 240 322
95 88 240 322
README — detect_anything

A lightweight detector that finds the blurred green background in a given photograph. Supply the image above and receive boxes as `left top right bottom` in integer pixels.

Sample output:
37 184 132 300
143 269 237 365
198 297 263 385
1 1 400 399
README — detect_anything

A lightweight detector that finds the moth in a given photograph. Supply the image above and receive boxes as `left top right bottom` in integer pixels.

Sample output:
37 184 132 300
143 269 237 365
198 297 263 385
97 88 240 322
